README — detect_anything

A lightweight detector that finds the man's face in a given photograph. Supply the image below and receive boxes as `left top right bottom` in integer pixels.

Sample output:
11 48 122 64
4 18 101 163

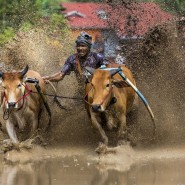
76 44 89 57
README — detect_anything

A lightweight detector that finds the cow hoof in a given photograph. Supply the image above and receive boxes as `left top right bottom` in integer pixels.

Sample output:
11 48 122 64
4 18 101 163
95 143 117 154
95 143 107 154
2 139 13 144
19 138 36 149
0 140 15 152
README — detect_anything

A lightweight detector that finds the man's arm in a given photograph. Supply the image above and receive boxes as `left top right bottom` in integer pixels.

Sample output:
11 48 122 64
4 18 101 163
42 55 74 83
42 72 65 83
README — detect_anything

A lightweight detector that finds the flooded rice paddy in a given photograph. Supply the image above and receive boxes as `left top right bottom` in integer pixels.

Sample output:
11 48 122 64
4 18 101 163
1 145 185 185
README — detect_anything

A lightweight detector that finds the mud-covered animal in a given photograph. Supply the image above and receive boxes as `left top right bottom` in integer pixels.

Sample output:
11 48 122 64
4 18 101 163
85 64 137 153
0 65 49 145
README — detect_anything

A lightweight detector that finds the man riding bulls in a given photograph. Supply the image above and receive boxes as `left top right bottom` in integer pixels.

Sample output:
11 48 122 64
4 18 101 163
42 31 109 83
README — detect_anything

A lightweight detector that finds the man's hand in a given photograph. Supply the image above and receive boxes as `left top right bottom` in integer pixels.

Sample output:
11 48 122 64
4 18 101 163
42 72 65 83
42 76 50 84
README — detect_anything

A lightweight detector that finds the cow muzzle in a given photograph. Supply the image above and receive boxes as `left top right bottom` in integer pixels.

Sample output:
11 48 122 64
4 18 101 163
91 104 102 112
7 102 17 109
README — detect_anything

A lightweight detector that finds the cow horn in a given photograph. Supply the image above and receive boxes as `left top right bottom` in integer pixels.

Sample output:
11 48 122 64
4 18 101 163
20 65 29 77
85 67 95 75
110 67 122 76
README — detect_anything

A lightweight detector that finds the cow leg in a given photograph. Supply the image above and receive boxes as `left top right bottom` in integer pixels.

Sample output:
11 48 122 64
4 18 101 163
118 113 127 144
14 113 26 131
105 111 116 130
30 114 39 137
6 120 19 144
118 113 136 146
90 112 108 153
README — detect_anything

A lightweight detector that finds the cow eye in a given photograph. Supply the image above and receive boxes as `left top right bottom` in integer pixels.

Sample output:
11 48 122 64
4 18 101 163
2 86 6 89
106 84 110 88
17 84 22 88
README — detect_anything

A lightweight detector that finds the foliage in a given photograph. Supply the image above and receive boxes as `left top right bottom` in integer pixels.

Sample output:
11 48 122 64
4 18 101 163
0 0 68 45
0 27 15 45
135 0 185 16
69 0 101 2
35 0 62 16
157 0 185 15
0 0 37 30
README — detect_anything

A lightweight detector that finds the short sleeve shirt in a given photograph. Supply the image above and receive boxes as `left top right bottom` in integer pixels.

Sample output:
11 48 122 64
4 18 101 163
61 52 109 75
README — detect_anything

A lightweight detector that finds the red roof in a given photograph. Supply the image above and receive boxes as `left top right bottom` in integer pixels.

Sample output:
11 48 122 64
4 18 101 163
60 2 174 37
60 2 108 29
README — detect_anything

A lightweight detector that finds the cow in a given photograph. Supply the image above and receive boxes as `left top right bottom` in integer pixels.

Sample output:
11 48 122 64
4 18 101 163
85 64 137 153
0 65 49 148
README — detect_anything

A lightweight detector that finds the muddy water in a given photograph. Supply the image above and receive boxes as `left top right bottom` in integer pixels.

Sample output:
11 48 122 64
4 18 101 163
1 145 185 185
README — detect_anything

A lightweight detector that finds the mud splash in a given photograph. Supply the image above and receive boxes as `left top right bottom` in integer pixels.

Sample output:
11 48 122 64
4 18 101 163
0 20 185 154
126 22 185 146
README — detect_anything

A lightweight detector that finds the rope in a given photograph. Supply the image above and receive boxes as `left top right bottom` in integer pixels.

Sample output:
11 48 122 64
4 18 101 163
3 109 10 120
30 91 84 101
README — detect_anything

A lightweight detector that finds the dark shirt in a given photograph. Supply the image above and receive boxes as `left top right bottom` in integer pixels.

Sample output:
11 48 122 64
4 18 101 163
61 52 109 75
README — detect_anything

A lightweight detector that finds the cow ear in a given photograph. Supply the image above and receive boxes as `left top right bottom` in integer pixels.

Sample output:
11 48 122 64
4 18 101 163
113 80 130 88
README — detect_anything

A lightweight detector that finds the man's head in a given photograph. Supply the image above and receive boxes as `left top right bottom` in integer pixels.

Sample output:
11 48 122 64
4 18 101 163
76 32 92 57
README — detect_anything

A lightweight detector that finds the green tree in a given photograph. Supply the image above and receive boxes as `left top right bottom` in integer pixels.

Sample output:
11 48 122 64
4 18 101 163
0 0 62 31
136 0 185 16
0 0 67 45
70 0 102 2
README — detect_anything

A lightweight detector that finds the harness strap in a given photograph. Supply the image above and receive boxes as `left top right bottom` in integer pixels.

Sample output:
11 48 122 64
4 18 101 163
84 84 93 105
15 84 32 104
3 84 32 111
99 87 113 106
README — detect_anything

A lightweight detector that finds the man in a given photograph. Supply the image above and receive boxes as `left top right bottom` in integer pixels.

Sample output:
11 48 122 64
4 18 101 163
42 32 109 83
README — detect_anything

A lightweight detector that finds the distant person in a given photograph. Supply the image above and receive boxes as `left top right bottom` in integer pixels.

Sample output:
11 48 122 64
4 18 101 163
92 34 105 56
42 31 109 84
114 45 126 65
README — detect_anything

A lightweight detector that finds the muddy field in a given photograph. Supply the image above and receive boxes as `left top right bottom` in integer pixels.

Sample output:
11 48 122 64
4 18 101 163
0 21 185 184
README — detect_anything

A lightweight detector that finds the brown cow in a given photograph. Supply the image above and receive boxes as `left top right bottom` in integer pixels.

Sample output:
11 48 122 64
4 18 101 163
85 64 137 153
0 65 48 146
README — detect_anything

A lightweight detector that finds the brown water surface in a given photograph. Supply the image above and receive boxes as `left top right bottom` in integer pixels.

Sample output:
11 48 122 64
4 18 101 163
1 145 185 185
